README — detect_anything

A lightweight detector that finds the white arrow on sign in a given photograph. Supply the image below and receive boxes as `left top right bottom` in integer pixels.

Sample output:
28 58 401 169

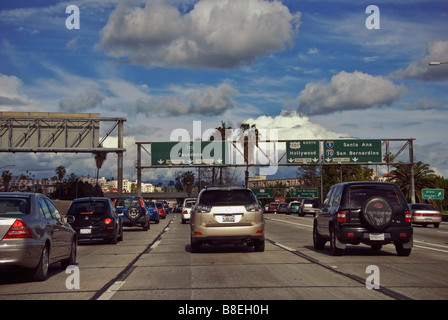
352 157 359 162
216 158 223 164
157 159 164 164
288 158 294 163
312 158 319 162
325 158 332 162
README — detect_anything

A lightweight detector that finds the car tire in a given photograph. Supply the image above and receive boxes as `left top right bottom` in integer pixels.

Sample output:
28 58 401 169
313 222 326 250
254 240 265 252
361 196 393 230
32 244 49 281
395 242 412 256
61 239 77 267
126 206 141 221
330 226 345 256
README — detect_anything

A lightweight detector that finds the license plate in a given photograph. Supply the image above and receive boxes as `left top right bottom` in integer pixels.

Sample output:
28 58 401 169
369 233 384 241
222 215 235 223
80 228 91 234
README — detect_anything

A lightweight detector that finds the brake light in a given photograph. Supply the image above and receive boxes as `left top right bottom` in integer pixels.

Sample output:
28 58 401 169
183 210 189 215
139 199 144 207
113 199 117 206
337 211 347 223
405 210 412 223
104 218 113 225
4 220 32 239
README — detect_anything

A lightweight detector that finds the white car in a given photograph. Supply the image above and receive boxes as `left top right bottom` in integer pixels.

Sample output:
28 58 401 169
181 198 196 224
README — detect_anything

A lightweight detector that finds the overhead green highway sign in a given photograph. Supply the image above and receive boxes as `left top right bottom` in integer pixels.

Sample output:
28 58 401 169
252 188 274 198
323 139 382 163
286 140 320 164
151 141 226 166
422 189 444 200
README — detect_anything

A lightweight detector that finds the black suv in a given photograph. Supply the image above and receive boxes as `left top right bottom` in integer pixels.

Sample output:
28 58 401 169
313 182 413 256
67 197 123 244
114 196 150 231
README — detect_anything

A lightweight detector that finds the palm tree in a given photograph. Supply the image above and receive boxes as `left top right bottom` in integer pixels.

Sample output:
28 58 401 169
211 121 232 185
1 170 12 191
55 166 66 182
391 161 437 202
93 151 107 185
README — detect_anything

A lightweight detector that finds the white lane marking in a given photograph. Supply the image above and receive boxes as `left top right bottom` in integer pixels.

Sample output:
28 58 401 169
97 281 126 300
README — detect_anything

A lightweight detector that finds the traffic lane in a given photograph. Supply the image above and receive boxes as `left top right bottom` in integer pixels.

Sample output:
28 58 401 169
265 214 448 300
109 214 391 300
0 217 172 300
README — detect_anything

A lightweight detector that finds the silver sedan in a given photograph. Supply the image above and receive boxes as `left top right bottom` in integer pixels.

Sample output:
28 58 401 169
409 203 442 228
0 193 77 281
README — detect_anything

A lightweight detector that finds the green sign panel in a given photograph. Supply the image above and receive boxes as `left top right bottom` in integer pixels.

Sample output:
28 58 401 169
252 188 274 198
286 140 320 164
323 139 382 163
291 188 319 198
422 189 444 200
151 142 226 166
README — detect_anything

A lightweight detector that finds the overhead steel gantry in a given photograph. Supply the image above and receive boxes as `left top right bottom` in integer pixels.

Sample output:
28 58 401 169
0 112 126 195
135 138 416 202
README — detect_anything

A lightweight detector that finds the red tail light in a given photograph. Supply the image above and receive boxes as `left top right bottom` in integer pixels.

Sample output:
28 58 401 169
4 220 32 239
104 218 113 225
337 211 347 223
139 199 144 207
113 199 117 206
405 210 412 223
183 210 188 215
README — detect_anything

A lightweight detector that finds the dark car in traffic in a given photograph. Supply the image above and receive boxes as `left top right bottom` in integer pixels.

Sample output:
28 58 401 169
114 196 150 231
0 193 77 281
313 182 413 256
66 197 123 244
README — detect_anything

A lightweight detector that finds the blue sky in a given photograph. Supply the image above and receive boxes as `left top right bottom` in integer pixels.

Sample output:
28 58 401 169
1 0 447 184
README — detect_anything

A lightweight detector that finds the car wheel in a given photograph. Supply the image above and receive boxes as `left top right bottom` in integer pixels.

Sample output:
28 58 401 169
330 226 345 256
33 244 50 281
361 197 393 230
395 242 412 256
61 239 77 268
254 240 265 252
126 206 141 221
313 222 326 250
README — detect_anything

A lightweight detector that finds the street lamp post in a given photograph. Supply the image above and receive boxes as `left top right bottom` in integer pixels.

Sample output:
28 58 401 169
429 61 448 66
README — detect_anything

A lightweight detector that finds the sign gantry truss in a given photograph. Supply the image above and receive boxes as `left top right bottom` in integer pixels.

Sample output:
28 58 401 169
135 138 416 202
0 112 126 195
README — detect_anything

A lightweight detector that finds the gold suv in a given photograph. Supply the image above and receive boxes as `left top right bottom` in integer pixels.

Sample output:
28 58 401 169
190 186 265 253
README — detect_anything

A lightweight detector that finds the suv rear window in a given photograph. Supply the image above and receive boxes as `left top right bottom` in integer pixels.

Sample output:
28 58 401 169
199 190 257 206
116 198 141 207
0 197 29 215
344 185 405 209
69 201 108 216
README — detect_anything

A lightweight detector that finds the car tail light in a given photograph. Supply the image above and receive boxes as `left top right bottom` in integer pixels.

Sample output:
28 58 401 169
139 199 144 207
104 218 113 225
183 210 189 215
4 220 32 239
405 210 412 223
113 199 117 206
337 211 347 223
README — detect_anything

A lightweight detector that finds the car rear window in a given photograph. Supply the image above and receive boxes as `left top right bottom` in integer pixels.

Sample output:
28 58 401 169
116 198 141 207
0 197 30 215
146 201 156 208
199 190 257 206
344 185 406 209
411 204 436 210
69 201 108 216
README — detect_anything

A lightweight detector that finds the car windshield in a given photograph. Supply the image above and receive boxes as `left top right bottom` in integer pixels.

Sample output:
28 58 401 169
411 204 437 210
199 190 257 206
0 197 30 215
69 201 107 216
345 185 405 209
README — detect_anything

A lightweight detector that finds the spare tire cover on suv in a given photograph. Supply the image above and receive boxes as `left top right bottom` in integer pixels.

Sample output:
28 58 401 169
127 206 141 221
361 197 393 230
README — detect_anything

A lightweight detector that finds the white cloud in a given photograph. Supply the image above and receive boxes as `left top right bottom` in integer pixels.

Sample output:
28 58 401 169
97 0 301 69
390 40 448 82
58 90 105 112
243 109 346 141
0 73 37 110
297 71 405 115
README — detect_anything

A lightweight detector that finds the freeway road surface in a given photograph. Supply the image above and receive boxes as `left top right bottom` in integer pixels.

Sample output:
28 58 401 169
1 213 447 301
